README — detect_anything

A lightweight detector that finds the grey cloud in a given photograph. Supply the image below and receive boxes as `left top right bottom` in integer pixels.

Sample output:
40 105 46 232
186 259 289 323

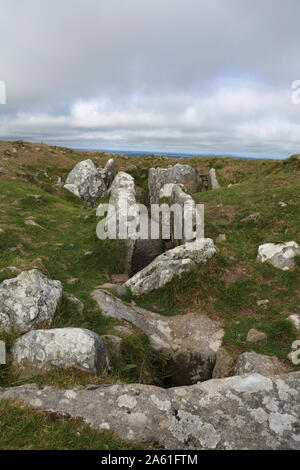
0 0 300 156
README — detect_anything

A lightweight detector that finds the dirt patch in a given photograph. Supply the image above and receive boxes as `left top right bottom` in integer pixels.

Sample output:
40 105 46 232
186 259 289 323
222 263 249 286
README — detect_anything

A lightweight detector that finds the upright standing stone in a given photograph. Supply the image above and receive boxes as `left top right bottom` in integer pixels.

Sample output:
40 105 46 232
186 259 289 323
208 168 220 190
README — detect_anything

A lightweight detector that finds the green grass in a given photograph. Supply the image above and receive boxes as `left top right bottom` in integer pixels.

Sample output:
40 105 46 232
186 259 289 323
0 400 146 450
0 146 299 388
0 178 167 388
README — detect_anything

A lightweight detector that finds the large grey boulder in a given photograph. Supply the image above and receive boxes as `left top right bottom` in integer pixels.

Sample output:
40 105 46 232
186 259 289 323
235 352 288 377
12 328 109 379
0 270 63 334
92 290 224 385
148 164 200 203
1 372 299 449
257 241 300 271
64 159 108 207
124 238 217 296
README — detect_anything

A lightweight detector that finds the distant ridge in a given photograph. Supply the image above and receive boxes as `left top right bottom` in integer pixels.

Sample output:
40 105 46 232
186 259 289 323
73 148 285 160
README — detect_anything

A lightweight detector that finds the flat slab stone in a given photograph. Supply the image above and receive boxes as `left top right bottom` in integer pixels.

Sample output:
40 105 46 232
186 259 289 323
92 290 224 385
125 238 217 296
1 372 299 449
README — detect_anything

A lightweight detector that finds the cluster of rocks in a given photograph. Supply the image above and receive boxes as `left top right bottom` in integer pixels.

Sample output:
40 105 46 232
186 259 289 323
94 162 220 289
0 269 110 379
1 157 299 449
257 241 300 271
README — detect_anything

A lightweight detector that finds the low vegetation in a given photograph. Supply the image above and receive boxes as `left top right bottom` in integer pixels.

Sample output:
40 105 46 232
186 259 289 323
0 140 299 448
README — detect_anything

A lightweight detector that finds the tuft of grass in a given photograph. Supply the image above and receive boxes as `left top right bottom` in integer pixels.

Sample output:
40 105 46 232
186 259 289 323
0 400 147 450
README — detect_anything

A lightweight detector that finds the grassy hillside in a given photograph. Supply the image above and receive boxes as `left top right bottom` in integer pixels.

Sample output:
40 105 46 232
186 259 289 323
0 140 299 448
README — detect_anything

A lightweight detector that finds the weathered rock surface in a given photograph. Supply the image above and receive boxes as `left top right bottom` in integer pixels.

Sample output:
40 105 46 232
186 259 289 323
159 183 178 199
92 290 224 385
64 159 108 207
212 347 234 378
257 241 300 271
97 171 138 271
235 352 288 377
170 185 201 242
0 270 63 333
287 314 300 330
124 238 217 296
208 168 220 190
246 328 268 343
148 164 200 203
12 328 109 379
1 372 299 449
64 292 85 316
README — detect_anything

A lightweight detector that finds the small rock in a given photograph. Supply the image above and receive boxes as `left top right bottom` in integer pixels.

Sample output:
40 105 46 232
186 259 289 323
257 299 269 306
12 328 109 379
0 270 63 333
84 251 93 256
111 273 129 284
278 202 287 208
25 219 43 229
64 292 84 316
246 328 268 343
235 352 288 376
29 194 42 202
287 314 300 330
0 266 22 275
242 212 261 222
113 284 127 297
102 335 122 355
66 278 80 285
216 234 226 243
114 325 132 335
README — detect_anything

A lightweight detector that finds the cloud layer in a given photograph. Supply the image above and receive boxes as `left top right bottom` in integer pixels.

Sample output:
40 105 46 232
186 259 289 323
1 0 300 157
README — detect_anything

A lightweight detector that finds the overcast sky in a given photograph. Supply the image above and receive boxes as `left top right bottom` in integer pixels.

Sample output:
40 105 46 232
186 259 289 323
1 0 300 157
